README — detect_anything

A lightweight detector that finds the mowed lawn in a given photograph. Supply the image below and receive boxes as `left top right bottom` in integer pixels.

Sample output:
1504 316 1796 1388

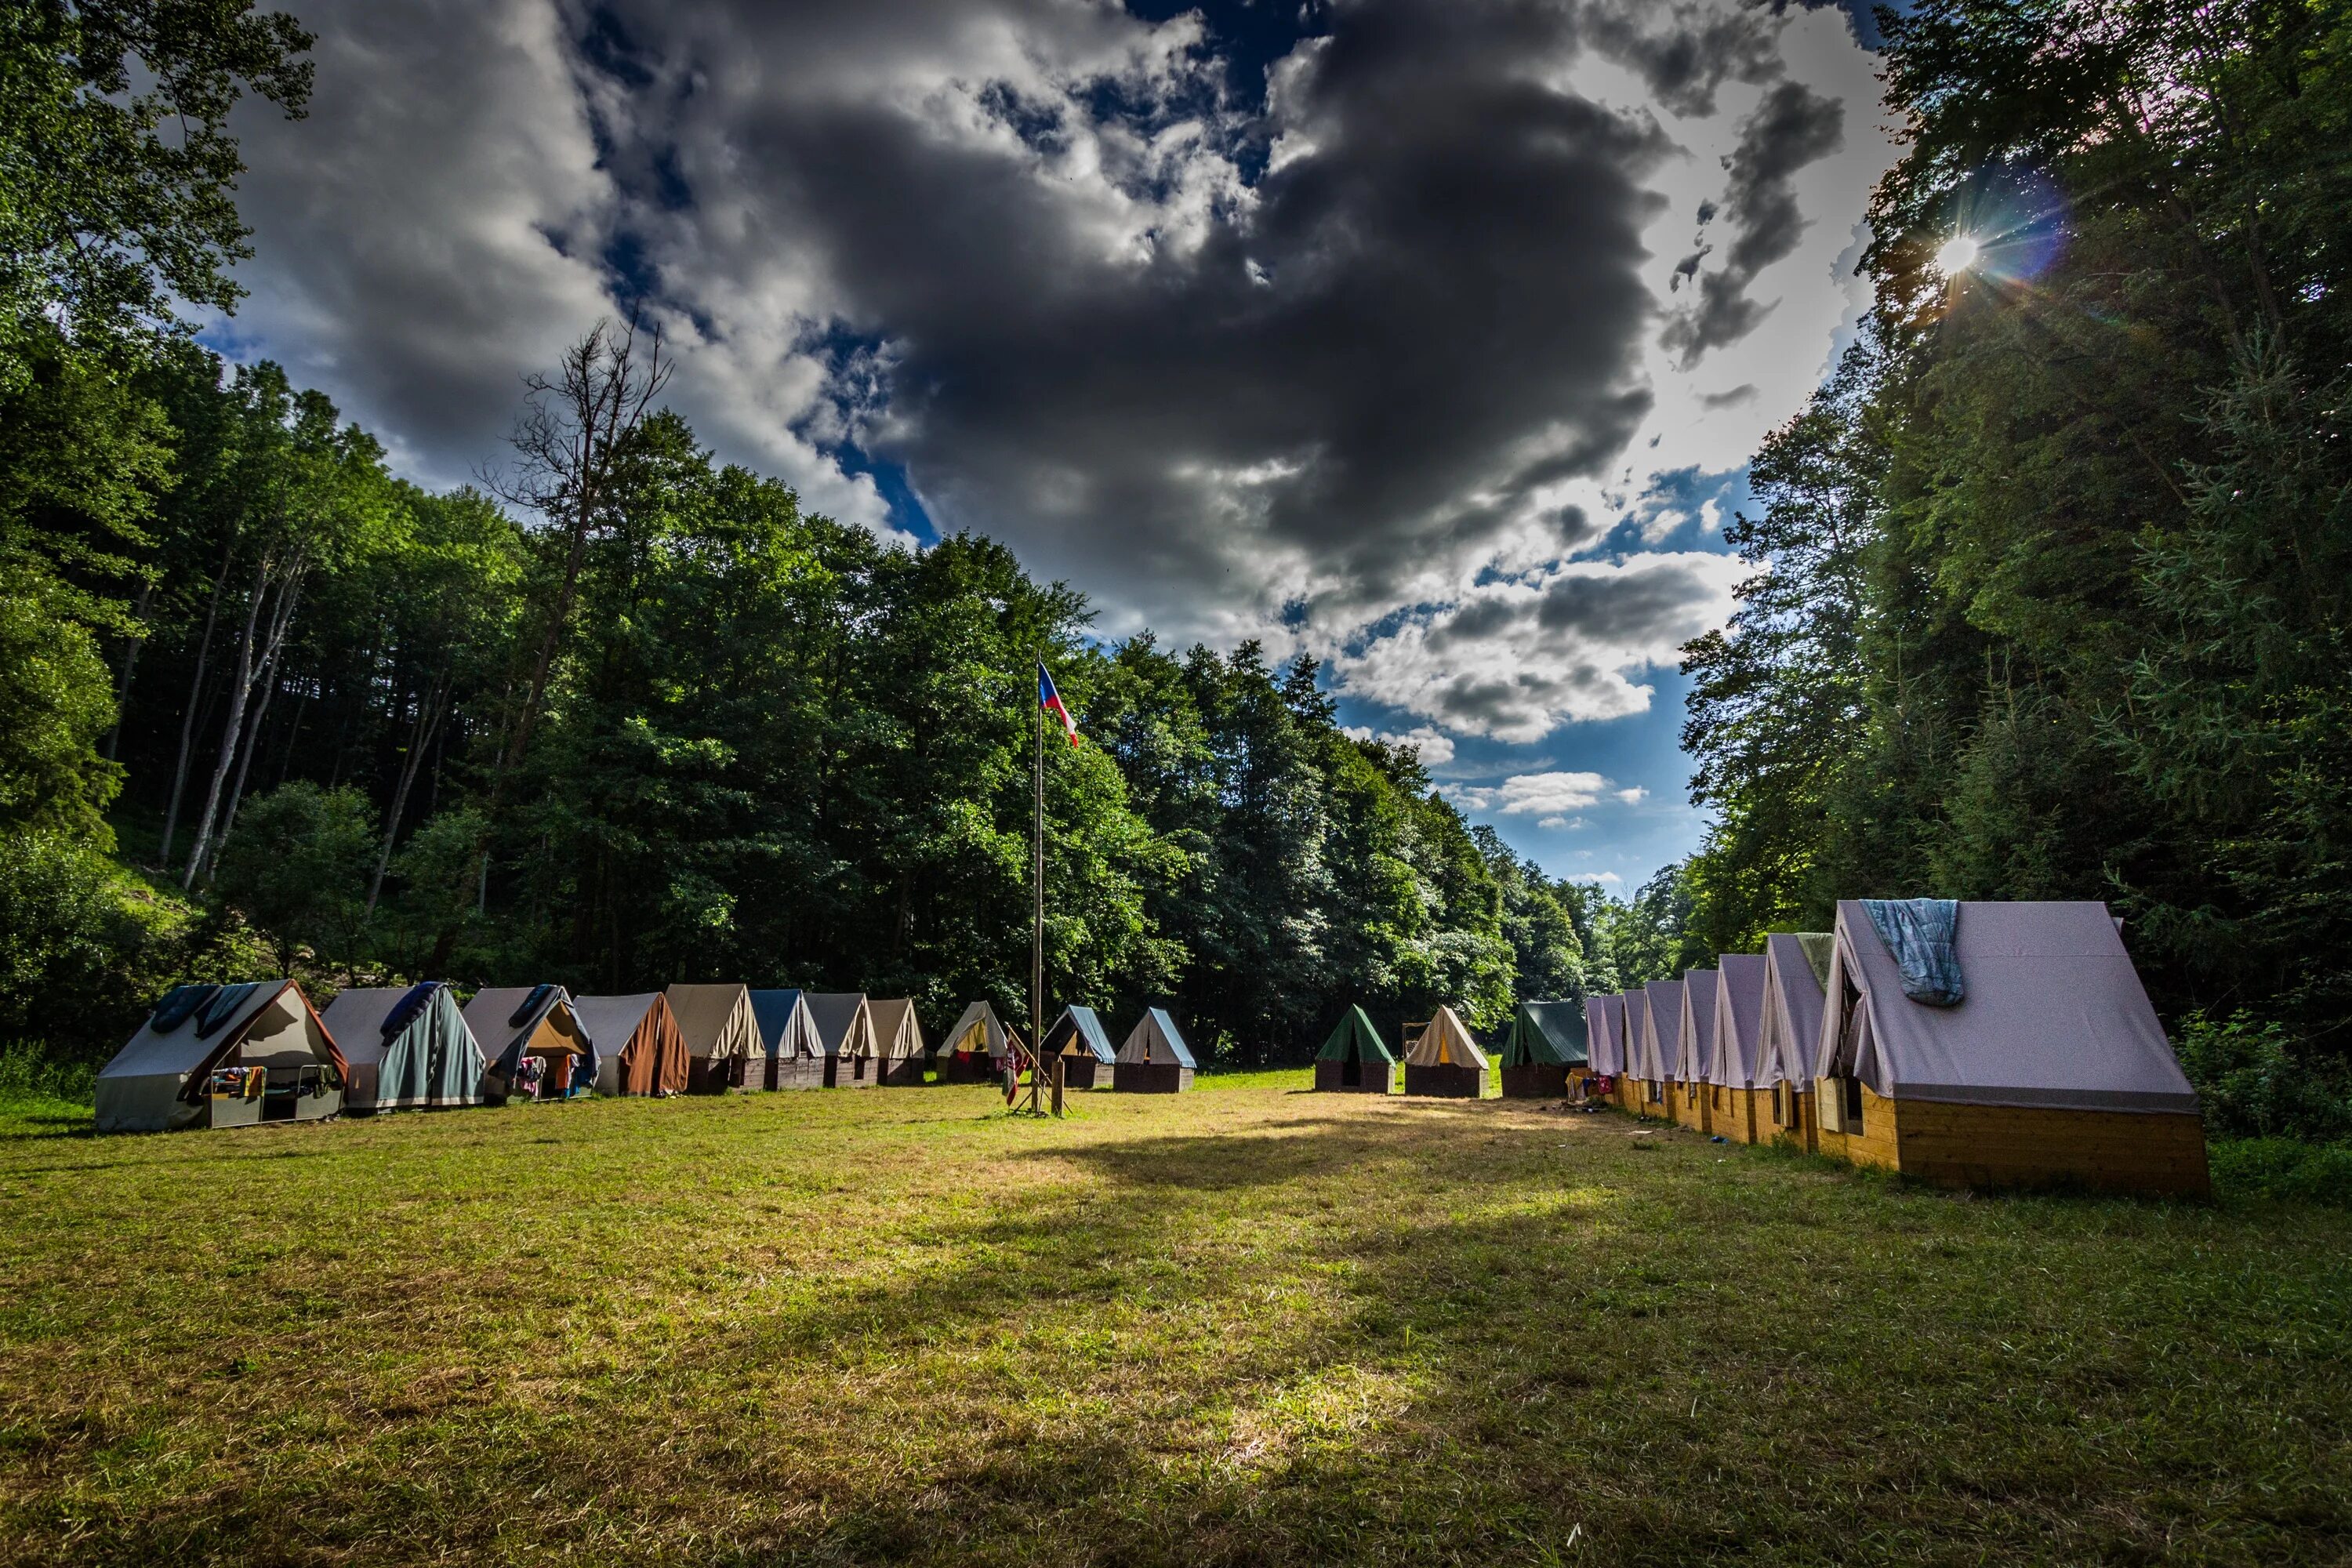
2 1077 2349 1567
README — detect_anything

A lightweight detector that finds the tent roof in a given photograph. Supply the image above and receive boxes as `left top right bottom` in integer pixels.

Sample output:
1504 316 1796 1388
665 984 757 1058
1756 935 1828 1086
747 989 822 1058
1584 994 1625 1076
1499 1000 1588 1067
1045 1006 1116 1062
1818 900 2199 1114
868 999 925 1058
101 979 344 1083
320 985 460 1068
941 1001 1016 1058
1634 980 1683 1080
1316 1005 1394 1063
805 993 871 1056
1675 971 1720 1082
1117 1007 1195 1067
1706 955 1769 1087
1405 1006 1488 1069
462 985 583 1057
572 993 666 1051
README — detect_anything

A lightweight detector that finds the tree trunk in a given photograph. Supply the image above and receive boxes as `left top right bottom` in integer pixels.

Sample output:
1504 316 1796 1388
366 672 449 916
183 560 272 887
219 571 308 852
103 581 154 762
159 548 234 867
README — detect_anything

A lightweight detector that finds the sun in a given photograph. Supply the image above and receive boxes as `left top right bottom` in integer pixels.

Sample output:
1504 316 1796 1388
1935 234 1981 275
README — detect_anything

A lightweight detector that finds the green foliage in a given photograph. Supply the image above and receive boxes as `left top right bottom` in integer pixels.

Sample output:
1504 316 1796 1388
208 781 375 971
0 829 145 1044
2205 1138 2352 1208
2175 1011 2352 1143
0 562 121 837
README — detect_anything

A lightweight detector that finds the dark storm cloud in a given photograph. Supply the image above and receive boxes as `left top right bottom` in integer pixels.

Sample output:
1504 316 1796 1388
1661 78 1846 365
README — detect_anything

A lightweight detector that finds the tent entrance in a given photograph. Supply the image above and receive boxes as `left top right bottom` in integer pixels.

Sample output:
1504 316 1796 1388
1341 1058 1363 1087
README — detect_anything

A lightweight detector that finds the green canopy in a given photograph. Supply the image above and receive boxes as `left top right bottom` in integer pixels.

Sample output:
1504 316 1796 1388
1497 1000 1589 1068
1316 1006 1394 1064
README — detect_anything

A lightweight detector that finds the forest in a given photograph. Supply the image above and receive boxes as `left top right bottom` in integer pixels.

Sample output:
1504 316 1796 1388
4 0 2350 1135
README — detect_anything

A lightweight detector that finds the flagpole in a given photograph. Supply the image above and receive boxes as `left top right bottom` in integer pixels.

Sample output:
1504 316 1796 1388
1032 652 1045 1116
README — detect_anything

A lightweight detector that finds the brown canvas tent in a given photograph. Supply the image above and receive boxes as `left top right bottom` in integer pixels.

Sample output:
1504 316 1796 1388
96 980 347 1133
1812 900 2209 1196
666 984 762 1092
323 983 485 1114
1755 935 1830 1148
463 985 594 1102
1113 1008 1195 1094
867 999 927 1085
806 993 878 1088
1403 1007 1488 1098
579 993 690 1097
935 1001 1021 1083
1702 956 1769 1143
1632 980 1682 1120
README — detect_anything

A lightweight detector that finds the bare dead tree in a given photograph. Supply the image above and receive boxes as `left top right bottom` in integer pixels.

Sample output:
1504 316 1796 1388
485 315 671 808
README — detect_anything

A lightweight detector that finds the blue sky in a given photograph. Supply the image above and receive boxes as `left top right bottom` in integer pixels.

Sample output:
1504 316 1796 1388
207 0 1896 898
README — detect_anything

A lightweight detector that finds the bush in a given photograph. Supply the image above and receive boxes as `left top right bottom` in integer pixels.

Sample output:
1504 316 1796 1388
2173 1011 2352 1142
210 782 377 973
0 827 151 1054
0 1044 97 1106
2207 1138 2352 1208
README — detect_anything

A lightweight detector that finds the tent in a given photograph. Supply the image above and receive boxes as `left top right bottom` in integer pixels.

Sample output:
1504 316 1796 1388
1041 1006 1115 1090
1756 934 1831 1149
807 993 878 1088
1314 1006 1395 1093
1702 956 1769 1143
1606 992 1646 1110
749 989 822 1090
666 984 763 1093
1584 993 1626 1080
96 980 346 1133
1403 1006 1489 1098
322 983 485 1114
1114 1007 1196 1094
1673 970 1721 1131
578 993 690 1097
935 1001 1022 1084
463 985 595 1103
1497 1000 1588 1098
867 999 927 1086
1632 979 1683 1120
1811 900 2209 1196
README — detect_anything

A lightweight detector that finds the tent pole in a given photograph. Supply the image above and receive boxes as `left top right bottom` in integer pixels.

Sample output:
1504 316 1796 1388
1031 652 1045 1116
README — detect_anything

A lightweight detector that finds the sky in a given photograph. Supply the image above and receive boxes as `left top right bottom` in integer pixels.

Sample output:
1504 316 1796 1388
205 0 1901 897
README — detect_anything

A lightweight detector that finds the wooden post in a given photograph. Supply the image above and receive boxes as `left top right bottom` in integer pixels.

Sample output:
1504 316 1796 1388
1030 654 1046 1117
1051 1055 1065 1118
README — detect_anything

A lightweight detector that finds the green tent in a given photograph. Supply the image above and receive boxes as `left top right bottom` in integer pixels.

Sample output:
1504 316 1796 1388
320 982 485 1112
1497 1000 1588 1068
1314 1005 1394 1093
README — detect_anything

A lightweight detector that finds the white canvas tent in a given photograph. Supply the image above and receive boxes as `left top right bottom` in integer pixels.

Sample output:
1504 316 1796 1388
750 989 823 1089
1403 1006 1487 1098
1812 900 2209 1194
96 980 346 1133
1113 1007 1195 1093
936 1000 1021 1083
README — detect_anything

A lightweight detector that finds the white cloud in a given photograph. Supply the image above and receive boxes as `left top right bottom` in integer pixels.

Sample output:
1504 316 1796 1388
1451 770 1632 816
1344 724 1457 768
1535 814 1581 831
1570 870 1624 885
1615 786 1648 804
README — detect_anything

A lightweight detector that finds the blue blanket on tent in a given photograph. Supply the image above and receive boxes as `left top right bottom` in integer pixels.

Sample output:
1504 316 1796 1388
1862 898 1964 1007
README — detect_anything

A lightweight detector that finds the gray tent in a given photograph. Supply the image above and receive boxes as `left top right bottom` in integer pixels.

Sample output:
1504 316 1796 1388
750 989 823 1089
1673 969 1719 1125
1811 899 2209 1194
1702 955 1769 1142
1113 1007 1195 1094
1584 993 1628 1079
96 980 346 1133
1632 978 1683 1116
463 985 596 1102
1041 1006 1115 1089
321 983 485 1114
806 993 877 1088
1756 934 1831 1146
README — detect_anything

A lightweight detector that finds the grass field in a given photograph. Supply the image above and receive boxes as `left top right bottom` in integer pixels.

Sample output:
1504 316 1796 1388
2 1076 2349 1566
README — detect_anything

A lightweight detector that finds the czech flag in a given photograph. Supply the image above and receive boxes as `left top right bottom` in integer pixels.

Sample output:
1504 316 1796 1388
1038 662 1080 746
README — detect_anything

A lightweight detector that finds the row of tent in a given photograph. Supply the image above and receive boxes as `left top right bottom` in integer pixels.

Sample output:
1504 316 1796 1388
1581 900 2212 1197
92 982 1203 1134
1308 1002 1593 1098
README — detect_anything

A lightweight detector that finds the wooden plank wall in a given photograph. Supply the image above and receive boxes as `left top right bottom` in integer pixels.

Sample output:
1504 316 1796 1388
1883 1096 2212 1198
